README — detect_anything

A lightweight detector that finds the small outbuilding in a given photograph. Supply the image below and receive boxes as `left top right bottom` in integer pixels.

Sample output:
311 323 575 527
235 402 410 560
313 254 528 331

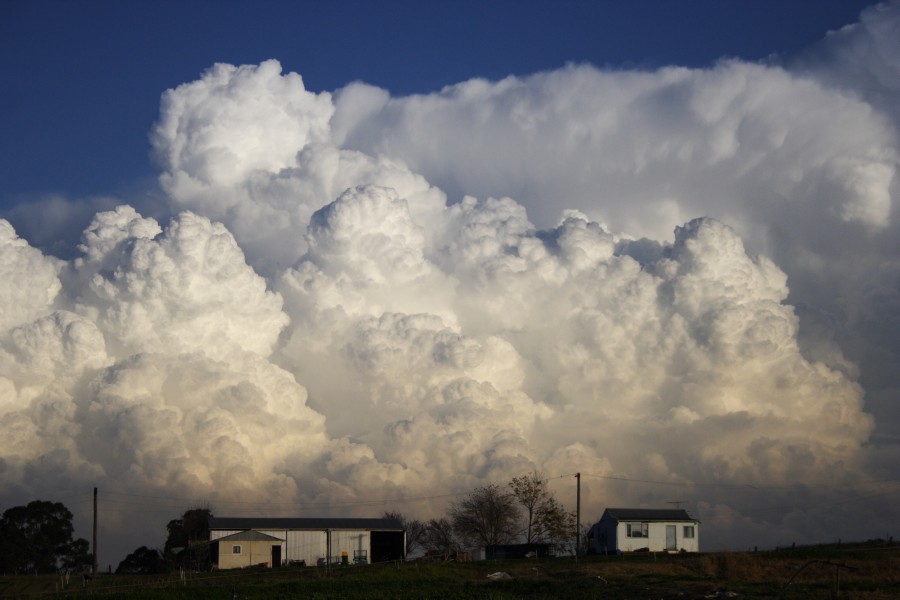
587 508 700 554
209 517 405 569
213 530 285 569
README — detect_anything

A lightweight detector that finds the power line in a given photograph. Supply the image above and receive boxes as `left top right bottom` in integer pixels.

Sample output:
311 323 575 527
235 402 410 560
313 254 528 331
95 489 469 512
9 472 898 521
578 472 900 491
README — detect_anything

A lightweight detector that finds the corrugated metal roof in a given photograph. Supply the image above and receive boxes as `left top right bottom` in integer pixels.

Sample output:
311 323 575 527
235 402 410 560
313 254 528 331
208 517 405 531
602 508 699 522
214 530 284 542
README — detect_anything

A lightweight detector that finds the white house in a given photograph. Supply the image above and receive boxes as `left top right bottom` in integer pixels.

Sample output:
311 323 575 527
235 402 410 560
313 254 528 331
208 517 405 569
587 508 700 554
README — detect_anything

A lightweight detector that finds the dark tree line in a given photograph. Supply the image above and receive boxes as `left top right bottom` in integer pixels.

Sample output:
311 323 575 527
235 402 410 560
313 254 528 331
0 499 213 575
116 506 212 574
0 501 92 574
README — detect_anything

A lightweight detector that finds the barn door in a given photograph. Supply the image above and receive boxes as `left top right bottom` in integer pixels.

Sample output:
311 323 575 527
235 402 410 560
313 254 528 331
666 525 676 550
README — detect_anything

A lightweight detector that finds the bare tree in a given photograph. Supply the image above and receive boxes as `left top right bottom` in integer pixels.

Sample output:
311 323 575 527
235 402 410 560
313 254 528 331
537 497 577 554
509 472 576 552
449 483 520 548
508 472 545 543
423 517 459 559
383 510 427 558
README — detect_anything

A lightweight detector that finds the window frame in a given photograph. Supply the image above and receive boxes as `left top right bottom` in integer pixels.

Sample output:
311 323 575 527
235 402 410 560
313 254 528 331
683 525 695 539
232 544 242 554
625 522 649 538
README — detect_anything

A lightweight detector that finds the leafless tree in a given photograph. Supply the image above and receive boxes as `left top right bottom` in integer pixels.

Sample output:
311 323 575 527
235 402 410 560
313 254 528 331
509 472 576 552
424 517 459 559
509 472 545 543
449 483 520 548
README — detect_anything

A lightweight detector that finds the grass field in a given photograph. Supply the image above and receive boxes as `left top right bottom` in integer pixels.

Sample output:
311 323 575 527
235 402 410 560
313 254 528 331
1 541 897 599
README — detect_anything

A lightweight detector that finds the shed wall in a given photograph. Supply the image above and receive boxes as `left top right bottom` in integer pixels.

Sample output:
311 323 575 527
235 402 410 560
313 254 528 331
211 528 383 566
217 539 285 569
330 530 371 562
285 530 327 565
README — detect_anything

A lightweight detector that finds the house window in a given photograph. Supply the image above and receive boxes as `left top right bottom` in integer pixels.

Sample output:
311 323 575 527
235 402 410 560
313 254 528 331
626 523 648 538
232 545 242 554
683 526 695 539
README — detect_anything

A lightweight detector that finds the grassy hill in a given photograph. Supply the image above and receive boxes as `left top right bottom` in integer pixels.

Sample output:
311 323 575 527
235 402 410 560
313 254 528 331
1 540 897 599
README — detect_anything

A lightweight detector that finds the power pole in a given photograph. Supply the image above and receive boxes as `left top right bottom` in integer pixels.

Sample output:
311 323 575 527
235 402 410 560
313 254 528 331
92 487 98 576
575 472 581 556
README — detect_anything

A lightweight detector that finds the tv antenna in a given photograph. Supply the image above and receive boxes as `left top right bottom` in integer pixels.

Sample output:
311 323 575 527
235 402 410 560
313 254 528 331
666 500 687 509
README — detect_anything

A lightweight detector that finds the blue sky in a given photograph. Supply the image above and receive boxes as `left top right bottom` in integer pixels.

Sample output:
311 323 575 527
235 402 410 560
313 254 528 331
0 0 881 207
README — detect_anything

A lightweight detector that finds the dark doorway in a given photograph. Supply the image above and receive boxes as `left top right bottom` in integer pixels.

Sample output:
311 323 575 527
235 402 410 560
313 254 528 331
271 544 281 567
370 531 405 563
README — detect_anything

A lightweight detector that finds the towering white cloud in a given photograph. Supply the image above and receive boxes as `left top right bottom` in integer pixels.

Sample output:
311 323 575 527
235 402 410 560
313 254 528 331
151 60 446 274
2 1 899 563
153 59 334 192
75 207 287 360
0 220 62 332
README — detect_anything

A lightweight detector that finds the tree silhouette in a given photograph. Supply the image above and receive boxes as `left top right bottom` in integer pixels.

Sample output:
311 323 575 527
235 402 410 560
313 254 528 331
116 546 169 574
423 517 460 559
382 510 427 558
449 484 519 548
0 500 91 573
164 506 212 569
509 472 576 551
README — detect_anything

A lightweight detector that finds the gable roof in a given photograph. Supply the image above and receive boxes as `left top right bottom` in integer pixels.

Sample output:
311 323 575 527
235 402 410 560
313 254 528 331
209 517 405 531
602 508 699 522
215 530 284 542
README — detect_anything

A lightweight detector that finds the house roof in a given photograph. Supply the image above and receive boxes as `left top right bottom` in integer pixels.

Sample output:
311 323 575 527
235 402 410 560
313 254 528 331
215 530 284 542
209 517 405 531
602 508 699 523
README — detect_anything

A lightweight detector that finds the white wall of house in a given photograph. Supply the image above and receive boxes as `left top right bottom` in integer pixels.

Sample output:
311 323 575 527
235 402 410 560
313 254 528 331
614 521 699 552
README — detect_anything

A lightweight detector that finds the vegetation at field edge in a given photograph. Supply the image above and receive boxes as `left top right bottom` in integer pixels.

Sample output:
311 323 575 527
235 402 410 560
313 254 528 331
0 540 897 599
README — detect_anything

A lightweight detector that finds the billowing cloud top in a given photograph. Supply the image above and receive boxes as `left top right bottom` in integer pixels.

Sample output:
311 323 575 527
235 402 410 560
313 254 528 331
2 1 899 562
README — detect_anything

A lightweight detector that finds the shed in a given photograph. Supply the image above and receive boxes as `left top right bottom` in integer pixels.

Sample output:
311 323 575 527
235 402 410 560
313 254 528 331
587 508 700 553
209 517 405 568
213 530 285 569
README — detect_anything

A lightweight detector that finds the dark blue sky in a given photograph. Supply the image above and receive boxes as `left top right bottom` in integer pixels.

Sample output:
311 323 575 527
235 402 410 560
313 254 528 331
0 0 882 208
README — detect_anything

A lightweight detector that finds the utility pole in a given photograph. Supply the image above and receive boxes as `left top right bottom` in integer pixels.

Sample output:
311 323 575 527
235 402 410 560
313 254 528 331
92 487 98 576
575 472 581 556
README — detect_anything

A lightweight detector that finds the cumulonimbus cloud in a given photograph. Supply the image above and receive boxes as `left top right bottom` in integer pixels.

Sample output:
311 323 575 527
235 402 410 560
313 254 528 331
2 1 899 561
